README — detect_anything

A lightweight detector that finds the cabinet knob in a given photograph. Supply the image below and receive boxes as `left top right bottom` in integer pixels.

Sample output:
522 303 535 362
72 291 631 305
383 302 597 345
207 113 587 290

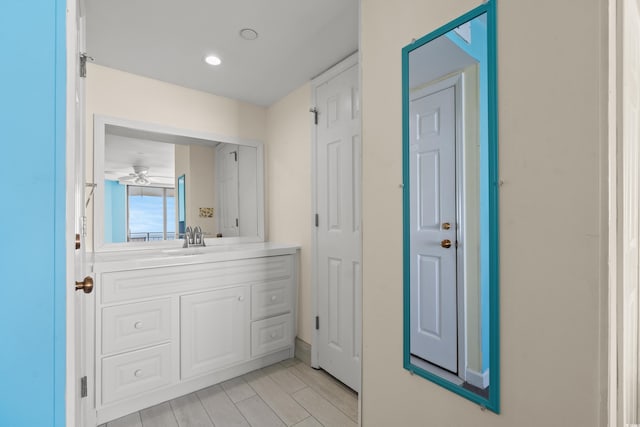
134 321 144 330
271 295 277 301
134 369 143 378
270 332 277 339
238 296 245 301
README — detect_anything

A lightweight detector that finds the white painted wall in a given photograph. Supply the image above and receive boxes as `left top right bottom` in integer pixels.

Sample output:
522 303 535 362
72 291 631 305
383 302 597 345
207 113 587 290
174 144 218 236
266 83 313 344
361 0 608 425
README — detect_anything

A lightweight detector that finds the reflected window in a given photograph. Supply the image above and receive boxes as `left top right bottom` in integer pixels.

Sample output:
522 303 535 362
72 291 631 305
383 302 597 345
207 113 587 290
127 186 175 242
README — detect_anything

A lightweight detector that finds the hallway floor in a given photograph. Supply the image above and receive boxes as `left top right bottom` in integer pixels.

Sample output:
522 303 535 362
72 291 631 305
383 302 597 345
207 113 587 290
99 358 358 427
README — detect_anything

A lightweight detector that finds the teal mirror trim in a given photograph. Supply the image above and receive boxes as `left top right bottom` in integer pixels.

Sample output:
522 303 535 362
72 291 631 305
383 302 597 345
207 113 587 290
402 0 499 413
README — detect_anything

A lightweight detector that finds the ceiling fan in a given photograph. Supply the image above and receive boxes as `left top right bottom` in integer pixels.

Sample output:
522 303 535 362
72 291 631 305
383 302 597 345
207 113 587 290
118 166 160 186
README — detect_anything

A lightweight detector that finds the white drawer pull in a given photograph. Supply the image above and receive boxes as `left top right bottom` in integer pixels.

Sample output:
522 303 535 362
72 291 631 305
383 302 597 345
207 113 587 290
270 332 277 339
134 321 144 330
270 295 277 301
134 369 143 378
238 296 245 301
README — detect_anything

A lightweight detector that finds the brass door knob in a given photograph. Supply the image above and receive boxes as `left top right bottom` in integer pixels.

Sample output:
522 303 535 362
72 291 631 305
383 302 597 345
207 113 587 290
75 276 94 294
441 239 452 249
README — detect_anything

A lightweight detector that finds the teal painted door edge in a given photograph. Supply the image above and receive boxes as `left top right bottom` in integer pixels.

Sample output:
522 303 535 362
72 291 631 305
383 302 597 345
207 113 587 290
54 0 68 424
0 1 67 426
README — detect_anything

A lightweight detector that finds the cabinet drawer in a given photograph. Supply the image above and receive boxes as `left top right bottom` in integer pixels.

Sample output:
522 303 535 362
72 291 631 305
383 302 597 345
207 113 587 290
101 344 172 405
102 255 293 303
251 279 292 320
251 313 292 358
102 299 172 355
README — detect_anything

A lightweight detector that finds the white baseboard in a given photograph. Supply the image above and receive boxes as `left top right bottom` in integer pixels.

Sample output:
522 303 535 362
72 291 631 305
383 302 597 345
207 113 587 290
465 367 489 389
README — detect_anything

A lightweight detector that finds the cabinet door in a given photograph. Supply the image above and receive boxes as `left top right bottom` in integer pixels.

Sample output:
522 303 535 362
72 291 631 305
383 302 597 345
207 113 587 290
181 287 249 379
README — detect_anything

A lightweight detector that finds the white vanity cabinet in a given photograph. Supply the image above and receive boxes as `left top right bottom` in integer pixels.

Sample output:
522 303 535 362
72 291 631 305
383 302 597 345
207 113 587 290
91 245 298 425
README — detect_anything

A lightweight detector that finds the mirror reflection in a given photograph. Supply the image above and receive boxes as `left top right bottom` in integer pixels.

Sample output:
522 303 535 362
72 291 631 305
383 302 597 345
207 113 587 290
102 123 260 244
403 3 498 412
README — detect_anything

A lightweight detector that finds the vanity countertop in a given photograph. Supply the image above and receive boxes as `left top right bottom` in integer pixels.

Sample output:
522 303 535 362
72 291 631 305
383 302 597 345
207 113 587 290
91 242 300 273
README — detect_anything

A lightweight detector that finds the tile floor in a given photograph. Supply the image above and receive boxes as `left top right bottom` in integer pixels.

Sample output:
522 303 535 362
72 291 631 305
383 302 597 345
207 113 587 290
99 359 358 427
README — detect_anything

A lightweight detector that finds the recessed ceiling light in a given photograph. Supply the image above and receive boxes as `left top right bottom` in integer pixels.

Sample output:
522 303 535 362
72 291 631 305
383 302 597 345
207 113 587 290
204 55 221 66
239 28 258 41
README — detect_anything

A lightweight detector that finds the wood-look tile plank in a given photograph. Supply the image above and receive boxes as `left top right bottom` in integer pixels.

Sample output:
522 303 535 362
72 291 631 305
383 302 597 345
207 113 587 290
291 417 323 427
197 384 250 427
140 402 179 427
106 412 142 427
245 371 309 425
292 388 357 427
261 363 284 376
289 364 358 422
221 376 257 403
267 368 307 395
235 395 285 427
279 358 301 368
170 392 214 427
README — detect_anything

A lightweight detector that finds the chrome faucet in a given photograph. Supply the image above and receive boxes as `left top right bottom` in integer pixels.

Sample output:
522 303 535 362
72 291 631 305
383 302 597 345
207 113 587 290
183 226 193 248
194 226 205 246
183 225 206 248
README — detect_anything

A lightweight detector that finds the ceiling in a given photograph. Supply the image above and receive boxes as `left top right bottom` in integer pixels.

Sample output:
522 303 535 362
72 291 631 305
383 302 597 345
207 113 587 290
104 132 176 186
104 125 225 188
85 0 359 107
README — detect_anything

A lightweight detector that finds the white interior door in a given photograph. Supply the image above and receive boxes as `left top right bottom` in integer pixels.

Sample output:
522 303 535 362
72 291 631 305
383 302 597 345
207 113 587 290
314 56 361 392
217 143 239 237
622 0 640 421
68 1 92 425
409 86 458 373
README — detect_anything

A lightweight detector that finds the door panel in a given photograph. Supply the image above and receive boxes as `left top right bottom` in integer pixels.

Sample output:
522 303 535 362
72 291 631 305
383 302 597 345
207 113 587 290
180 287 248 379
316 60 361 391
409 86 458 373
217 144 239 237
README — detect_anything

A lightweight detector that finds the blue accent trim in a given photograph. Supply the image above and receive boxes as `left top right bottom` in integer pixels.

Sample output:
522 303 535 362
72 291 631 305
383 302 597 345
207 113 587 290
104 180 127 243
402 31 412 374
486 0 500 413
402 0 499 413
54 1 67 426
0 1 67 425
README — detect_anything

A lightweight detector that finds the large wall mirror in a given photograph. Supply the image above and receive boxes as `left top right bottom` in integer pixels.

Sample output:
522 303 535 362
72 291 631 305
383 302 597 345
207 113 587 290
402 1 499 412
94 115 265 251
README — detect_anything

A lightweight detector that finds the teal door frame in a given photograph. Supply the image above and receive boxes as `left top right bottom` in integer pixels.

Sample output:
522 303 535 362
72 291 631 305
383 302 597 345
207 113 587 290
0 1 67 426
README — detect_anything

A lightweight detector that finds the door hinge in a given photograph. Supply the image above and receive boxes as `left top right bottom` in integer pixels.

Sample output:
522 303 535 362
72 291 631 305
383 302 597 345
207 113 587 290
315 316 319 330
235 218 239 227
232 151 238 162
80 216 88 237
80 376 87 398
309 107 318 125
79 53 93 78
315 214 319 227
